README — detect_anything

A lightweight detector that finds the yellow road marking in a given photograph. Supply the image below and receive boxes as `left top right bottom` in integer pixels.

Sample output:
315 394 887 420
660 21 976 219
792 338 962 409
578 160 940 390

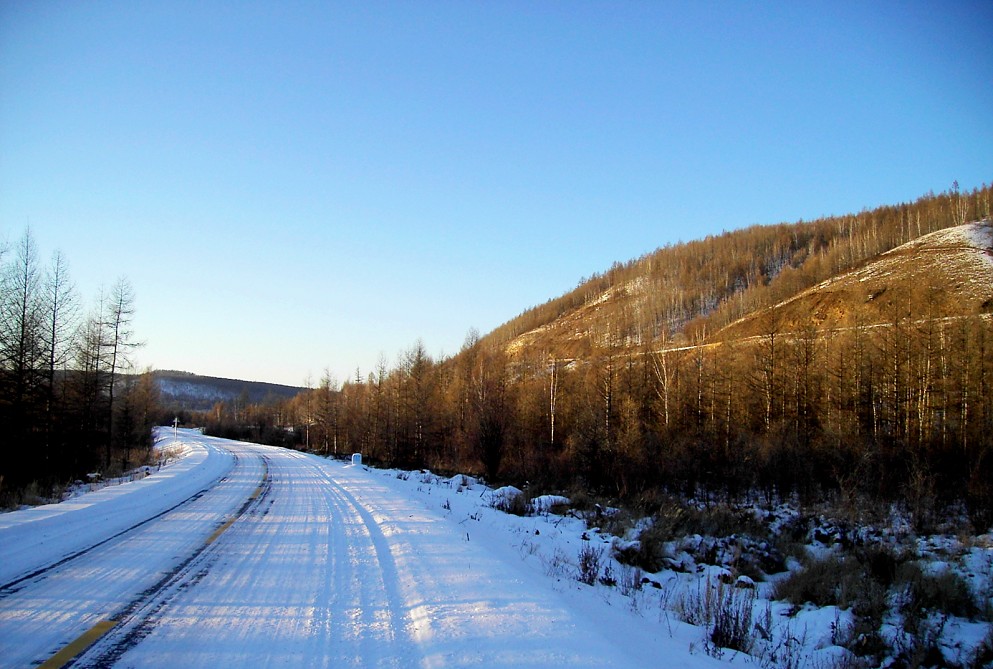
39 619 117 669
206 460 267 545
40 458 269 666
205 517 237 545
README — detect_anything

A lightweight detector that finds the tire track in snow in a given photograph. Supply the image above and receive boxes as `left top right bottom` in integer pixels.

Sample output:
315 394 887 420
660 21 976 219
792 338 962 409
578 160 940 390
32 452 271 669
270 449 421 667
319 463 421 667
80 447 418 668
0 453 240 598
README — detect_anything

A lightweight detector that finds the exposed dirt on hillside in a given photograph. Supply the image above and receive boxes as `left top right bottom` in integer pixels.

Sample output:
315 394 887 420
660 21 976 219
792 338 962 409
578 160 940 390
502 222 993 359
505 286 624 359
712 221 993 342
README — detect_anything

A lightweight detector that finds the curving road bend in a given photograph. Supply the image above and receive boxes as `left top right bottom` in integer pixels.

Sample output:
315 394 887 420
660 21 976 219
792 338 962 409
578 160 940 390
0 433 265 668
0 430 704 669
78 445 425 669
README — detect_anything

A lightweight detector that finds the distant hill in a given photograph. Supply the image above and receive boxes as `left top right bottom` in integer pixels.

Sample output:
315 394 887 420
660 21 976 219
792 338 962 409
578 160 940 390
153 370 304 412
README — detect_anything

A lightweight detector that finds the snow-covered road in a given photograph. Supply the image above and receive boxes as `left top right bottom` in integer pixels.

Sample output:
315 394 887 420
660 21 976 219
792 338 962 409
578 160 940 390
0 430 722 668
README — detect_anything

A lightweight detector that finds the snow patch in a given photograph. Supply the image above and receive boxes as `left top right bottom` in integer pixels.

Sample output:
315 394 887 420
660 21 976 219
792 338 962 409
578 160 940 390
530 494 571 514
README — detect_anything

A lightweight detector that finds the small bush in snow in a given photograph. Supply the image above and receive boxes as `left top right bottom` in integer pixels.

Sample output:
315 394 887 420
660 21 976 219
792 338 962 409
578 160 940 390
769 547 980 663
619 565 643 596
674 577 712 626
542 547 571 579
489 486 530 516
598 562 617 587
773 553 862 609
708 580 756 655
577 544 605 586
614 519 671 574
897 562 978 621
687 504 766 539
517 536 540 558
891 612 950 669
675 578 756 655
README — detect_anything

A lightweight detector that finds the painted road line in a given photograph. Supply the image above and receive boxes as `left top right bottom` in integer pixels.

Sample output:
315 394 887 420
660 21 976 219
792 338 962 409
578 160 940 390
37 457 270 668
203 458 269 546
38 619 117 669
205 517 238 545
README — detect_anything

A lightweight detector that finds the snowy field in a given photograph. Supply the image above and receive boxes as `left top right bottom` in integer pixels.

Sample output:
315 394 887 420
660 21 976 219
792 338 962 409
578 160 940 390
1 429 989 667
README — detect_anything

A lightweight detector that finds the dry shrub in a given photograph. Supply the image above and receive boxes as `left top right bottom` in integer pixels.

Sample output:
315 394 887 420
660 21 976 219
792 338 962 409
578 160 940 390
675 578 756 655
577 543 605 585
896 562 978 621
773 553 862 608
490 488 531 516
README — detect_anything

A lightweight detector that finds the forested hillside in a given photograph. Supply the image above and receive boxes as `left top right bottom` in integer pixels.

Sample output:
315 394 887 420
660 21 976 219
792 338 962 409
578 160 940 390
490 183 991 357
207 184 993 531
155 370 303 413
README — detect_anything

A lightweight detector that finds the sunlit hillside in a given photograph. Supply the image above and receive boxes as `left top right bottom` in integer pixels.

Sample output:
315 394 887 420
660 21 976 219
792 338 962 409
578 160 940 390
713 221 993 342
488 186 992 361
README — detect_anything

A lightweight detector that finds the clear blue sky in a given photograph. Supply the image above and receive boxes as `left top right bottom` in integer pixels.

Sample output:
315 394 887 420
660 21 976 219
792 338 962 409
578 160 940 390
2 1 991 387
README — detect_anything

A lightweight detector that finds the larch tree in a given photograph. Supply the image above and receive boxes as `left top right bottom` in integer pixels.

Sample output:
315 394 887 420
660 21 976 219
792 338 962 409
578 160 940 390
317 369 340 456
102 277 139 469
40 250 79 462
0 230 45 482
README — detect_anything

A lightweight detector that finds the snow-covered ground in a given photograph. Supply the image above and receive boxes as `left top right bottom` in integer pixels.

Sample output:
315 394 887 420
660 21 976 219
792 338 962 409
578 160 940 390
0 430 722 668
1 429 989 668
0 432 236 587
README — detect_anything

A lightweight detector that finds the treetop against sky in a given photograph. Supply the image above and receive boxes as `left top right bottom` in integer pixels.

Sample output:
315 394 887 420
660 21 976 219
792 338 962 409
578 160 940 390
2 1 990 386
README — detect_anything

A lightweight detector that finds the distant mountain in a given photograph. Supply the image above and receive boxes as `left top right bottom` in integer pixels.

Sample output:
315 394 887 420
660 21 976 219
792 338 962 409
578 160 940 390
153 370 304 412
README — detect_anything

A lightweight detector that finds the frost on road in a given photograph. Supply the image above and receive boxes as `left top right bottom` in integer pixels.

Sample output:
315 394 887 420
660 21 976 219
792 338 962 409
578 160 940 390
0 430 719 668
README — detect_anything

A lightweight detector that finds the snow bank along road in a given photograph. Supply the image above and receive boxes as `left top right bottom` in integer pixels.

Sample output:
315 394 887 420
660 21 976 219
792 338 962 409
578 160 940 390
0 430 707 668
